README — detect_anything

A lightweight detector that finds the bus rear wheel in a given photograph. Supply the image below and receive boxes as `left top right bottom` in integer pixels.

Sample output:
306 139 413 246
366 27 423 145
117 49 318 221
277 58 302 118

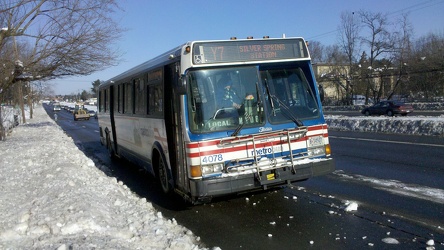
106 134 116 159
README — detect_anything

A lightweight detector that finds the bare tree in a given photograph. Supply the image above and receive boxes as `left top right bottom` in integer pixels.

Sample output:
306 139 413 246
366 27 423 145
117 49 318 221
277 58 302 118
409 32 444 100
359 10 393 102
0 0 123 126
386 13 413 100
307 40 324 64
338 11 361 105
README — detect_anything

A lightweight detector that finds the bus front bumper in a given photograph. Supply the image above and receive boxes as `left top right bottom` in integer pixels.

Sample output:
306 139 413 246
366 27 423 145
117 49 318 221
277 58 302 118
189 158 335 203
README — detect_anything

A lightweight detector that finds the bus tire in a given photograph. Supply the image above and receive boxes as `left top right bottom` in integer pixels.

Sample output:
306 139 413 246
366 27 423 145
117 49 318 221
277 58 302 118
157 154 172 194
106 134 116 159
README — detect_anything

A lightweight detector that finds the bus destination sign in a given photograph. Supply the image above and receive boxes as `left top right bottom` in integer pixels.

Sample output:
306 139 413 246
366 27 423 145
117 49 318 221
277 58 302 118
192 38 308 64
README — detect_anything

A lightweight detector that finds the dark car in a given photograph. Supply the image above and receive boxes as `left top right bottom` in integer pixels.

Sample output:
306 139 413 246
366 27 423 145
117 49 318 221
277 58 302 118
361 101 413 116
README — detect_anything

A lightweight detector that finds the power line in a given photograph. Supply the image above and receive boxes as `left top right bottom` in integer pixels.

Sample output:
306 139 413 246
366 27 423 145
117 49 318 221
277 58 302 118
307 0 444 42
388 0 444 16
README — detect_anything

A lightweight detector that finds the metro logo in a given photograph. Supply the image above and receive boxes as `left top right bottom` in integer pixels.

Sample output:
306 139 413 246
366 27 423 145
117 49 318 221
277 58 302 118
251 146 273 156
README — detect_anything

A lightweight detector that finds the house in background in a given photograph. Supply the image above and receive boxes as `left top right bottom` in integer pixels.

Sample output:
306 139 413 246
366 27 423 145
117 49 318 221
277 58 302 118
312 63 398 105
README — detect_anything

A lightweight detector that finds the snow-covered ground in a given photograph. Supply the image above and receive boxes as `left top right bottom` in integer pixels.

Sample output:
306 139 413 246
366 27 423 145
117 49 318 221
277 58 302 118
0 105 211 250
324 102 444 136
0 104 442 249
326 115 444 136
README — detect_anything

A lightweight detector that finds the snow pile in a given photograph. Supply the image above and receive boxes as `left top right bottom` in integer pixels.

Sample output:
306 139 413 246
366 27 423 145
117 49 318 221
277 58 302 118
0 105 207 249
410 102 444 110
0 106 20 133
326 115 444 136
343 201 359 212
324 102 444 111
382 237 400 244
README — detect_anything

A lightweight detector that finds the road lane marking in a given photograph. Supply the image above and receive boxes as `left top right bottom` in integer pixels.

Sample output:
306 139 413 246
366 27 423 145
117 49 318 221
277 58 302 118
334 171 444 204
329 135 444 148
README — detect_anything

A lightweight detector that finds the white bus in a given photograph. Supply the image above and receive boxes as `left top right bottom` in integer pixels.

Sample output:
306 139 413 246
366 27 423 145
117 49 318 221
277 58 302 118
98 37 335 204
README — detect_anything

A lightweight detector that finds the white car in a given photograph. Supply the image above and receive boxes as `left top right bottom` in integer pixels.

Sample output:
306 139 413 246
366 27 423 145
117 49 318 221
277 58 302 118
53 105 61 111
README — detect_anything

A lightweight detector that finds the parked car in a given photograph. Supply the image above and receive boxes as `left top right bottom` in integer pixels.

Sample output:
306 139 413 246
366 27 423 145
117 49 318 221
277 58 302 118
361 101 414 116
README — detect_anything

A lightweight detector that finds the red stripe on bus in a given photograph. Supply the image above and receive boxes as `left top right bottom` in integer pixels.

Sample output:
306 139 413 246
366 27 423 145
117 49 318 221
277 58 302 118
187 127 329 149
187 137 306 158
187 132 329 158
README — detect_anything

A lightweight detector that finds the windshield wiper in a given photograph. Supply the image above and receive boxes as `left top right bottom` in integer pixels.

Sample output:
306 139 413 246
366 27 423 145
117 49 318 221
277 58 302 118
231 122 244 137
255 82 262 109
270 95 304 127
263 78 277 116
264 78 303 126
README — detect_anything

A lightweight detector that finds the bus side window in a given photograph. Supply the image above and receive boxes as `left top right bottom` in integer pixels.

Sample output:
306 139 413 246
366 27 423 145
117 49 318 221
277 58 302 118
118 84 125 113
114 85 119 113
147 69 163 117
155 85 163 113
148 84 163 116
105 88 109 113
124 82 133 114
99 90 105 112
134 78 146 115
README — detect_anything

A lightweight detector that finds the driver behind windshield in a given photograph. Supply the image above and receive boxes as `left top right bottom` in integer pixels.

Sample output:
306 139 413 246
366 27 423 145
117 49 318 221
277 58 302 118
217 76 242 109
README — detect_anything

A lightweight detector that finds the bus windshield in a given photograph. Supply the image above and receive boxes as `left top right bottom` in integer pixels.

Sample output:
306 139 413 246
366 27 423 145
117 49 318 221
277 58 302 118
260 67 320 125
187 66 263 133
187 65 320 133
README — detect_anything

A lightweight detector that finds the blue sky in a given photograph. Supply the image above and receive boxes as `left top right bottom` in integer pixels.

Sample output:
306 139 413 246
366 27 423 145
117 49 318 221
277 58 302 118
51 0 444 95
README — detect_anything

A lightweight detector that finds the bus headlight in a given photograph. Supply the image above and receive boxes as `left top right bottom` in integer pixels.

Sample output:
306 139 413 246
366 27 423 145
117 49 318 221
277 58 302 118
307 144 332 157
191 164 224 178
202 164 224 176
307 146 325 157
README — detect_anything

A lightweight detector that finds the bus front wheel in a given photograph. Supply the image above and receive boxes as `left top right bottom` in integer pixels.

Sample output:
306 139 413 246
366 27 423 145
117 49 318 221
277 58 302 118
157 155 172 194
